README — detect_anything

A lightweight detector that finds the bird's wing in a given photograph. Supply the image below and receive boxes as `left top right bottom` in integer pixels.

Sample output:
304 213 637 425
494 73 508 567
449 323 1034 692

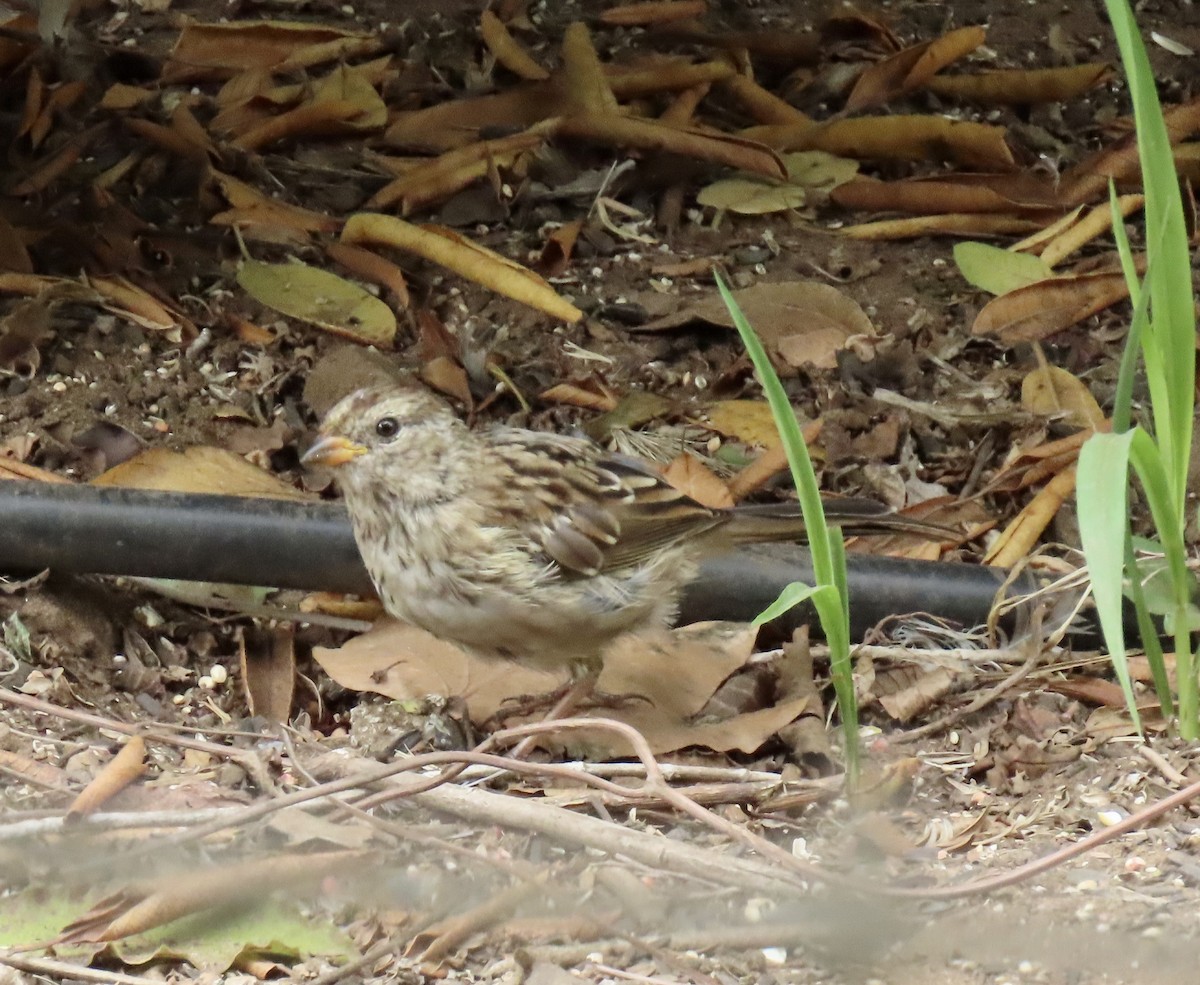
489 429 725 576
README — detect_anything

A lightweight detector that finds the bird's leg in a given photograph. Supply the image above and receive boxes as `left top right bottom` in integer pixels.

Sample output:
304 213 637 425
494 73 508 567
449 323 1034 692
506 670 599 760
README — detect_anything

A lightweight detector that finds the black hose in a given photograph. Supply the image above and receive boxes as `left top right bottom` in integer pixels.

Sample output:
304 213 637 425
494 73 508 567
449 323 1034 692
0 481 1052 640
0 482 373 594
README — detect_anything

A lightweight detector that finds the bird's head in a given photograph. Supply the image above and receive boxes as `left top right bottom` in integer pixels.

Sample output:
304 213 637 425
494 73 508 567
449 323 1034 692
302 386 467 503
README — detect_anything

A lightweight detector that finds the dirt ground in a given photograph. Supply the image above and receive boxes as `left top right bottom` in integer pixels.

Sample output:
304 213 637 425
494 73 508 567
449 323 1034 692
2 0 1200 982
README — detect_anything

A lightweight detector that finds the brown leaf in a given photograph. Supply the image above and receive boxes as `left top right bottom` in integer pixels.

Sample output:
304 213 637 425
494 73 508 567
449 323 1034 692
341 214 583 322
534 218 584 277
607 59 733 100
367 127 548 213
209 171 342 236
232 98 369 152
481 9 549 80
421 355 474 407
312 619 787 755
239 626 296 723
0 213 32 274
971 271 1131 343
726 420 823 500
9 124 102 197
662 452 734 509
876 666 957 722
985 430 1088 492
163 20 376 82
65 736 147 822
1021 364 1105 430
0 296 52 377
599 1 708 26
556 113 787 180
93 446 309 499
721 73 810 125
846 25 986 112
0 748 69 789
561 21 620 114
984 464 1077 566
90 275 189 335
832 173 1059 214
927 62 1112 106
385 87 559 152
640 280 875 372
842 213 1044 240
1060 97 1200 205
745 114 1014 170
59 852 367 943
539 380 619 412
1037 194 1144 268
325 241 410 308
703 400 787 449
1046 675 1133 708
312 619 566 722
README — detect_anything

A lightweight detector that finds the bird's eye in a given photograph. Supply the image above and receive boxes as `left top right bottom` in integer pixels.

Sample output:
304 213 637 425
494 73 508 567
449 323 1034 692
375 416 401 439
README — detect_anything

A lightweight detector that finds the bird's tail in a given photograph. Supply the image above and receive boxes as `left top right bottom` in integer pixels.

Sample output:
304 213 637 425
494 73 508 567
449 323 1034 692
725 497 955 543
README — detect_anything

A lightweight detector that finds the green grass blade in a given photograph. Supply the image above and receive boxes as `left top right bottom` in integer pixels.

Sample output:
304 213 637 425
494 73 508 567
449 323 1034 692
713 270 857 778
753 582 826 626
1104 0 1195 505
1077 430 1142 733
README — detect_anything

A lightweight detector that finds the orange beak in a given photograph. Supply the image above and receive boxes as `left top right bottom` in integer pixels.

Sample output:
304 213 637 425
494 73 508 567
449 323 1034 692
301 434 368 468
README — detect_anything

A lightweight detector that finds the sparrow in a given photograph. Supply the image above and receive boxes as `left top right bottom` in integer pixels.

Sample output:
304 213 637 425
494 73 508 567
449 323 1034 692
302 385 948 675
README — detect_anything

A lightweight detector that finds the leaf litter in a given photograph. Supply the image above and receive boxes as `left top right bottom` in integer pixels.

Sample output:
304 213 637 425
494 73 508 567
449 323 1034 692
1 0 1199 982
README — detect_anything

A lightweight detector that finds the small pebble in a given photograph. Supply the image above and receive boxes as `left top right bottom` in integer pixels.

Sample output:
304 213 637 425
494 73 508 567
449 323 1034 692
732 245 772 265
760 947 787 966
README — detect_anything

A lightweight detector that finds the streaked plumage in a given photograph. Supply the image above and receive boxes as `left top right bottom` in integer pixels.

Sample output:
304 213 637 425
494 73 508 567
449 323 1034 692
304 385 946 674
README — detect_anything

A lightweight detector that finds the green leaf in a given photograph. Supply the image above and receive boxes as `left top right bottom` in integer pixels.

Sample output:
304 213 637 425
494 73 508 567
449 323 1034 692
953 242 1054 296
713 269 858 779
752 581 827 626
1077 430 1141 733
237 258 396 347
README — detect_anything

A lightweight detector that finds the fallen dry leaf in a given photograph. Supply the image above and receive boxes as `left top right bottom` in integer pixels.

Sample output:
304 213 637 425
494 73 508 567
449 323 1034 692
926 62 1111 105
702 400 788 449
745 114 1014 169
65 736 147 821
842 214 1045 240
555 112 787 180
240 625 297 724
312 619 790 755
846 25 986 113
984 464 1077 567
640 280 875 371
599 0 707 26
367 128 549 213
341 213 583 322
58 852 366 943
480 9 549 81
662 452 734 509
93 446 309 499
833 173 1059 215
312 619 566 722
1037 194 1144 268
721 73 811 126
561 21 621 114
1021 364 1105 430
971 270 1132 343
163 20 376 82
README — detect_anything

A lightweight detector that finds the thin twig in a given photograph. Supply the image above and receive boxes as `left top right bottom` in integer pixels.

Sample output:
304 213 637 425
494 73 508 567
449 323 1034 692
0 687 277 793
0 951 164 984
